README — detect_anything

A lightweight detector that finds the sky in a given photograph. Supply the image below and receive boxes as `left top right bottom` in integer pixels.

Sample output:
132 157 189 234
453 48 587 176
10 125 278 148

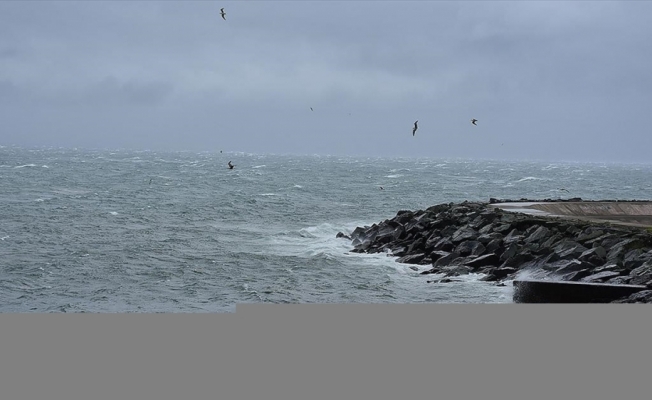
1 1 651 162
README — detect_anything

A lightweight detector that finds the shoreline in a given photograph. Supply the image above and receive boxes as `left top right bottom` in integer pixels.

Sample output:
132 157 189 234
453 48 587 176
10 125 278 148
338 199 652 303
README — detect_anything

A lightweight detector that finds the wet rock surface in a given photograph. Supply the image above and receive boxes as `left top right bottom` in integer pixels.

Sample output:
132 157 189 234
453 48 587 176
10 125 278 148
337 200 652 303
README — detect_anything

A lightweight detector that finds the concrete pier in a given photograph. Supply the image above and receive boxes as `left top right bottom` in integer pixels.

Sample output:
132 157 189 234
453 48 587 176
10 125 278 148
513 279 648 303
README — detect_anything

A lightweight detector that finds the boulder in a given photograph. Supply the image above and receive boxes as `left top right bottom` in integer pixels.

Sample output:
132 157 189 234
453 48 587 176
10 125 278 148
555 242 588 260
628 262 652 286
430 250 451 263
433 252 460 268
493 223 513 234
578 247 607 266
432 238 455 252
525 226 551 244
451 227 479 243
499 243 520 262
485 238 504 254
580 271 622 283
396 253 427 265
464 253 500 269
503 229 523 245
336 232 351 240
552 259 585 275
612 290 652 303
441 265 474 277
561 269 593 281
455 240 485 257
576 227 605 242
483 267 518 281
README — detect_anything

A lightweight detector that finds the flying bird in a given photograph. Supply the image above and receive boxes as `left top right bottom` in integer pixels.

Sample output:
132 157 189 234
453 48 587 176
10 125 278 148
310 107 313 111
412 120 418 136
228 161 235 169
471 119 478 126
220 8 226 20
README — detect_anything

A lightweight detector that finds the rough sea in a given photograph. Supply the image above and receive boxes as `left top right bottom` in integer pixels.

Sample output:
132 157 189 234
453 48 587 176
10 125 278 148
2 146 651 312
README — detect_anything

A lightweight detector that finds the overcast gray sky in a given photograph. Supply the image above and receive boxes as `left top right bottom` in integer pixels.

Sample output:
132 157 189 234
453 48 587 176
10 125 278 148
1 1 651 162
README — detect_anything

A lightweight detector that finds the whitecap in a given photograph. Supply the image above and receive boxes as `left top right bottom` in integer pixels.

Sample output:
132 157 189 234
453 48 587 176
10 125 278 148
14 164 36 168
293 185 303 188
516 176 542 182
385 174 402 178
42 165 49 168
252 165 266 169
258 193 277 196
109 211 118 215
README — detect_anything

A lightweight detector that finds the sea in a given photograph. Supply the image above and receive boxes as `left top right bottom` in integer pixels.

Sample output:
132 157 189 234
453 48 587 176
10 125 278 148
2 146 651 312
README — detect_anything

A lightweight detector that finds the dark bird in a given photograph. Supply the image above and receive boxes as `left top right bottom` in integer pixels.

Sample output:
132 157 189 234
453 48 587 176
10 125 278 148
379 186 384 190
412 120 418 136
558 188 570 193
310 107 313 111
149 178 152 185
471 119 478 126
228 161 234 169
220 8 226 20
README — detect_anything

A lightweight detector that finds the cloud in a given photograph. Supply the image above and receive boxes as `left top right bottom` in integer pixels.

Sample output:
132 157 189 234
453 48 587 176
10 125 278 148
80 76 174 107
0 47 19 59
1 1 652 161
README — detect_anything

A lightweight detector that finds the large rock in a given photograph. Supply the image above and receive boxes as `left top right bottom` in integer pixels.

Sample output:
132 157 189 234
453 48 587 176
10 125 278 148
580 271 622 283
464 253 500 269
396 253 428 265
555 241 588 260
432 238 455 252
441 265 474 277
429 250 451 263
451 227 479 243
433 252 460 268
576 227 605 242
455 240 485 257
525 226 551 244
628 262 652 286
613 290 652 303
503 229 523 245
578 247 607 266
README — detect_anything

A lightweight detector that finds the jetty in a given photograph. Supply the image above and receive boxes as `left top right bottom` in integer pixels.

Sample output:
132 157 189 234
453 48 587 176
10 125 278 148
338 199 652 303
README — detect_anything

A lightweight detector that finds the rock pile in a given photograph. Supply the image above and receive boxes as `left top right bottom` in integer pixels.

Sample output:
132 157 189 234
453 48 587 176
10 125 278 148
337 200 652 303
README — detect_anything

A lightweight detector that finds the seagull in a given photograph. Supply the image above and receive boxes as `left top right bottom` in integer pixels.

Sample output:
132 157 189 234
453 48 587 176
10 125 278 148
558 188 570 193
228 161 234 169
220 8 226 20
412 120 418 136
471 118 478 126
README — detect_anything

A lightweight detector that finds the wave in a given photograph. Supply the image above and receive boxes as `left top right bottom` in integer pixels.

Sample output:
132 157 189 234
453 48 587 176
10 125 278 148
516 176 543 182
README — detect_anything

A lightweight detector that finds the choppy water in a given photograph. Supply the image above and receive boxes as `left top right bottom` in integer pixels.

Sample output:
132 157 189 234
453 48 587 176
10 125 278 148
2 146 651 312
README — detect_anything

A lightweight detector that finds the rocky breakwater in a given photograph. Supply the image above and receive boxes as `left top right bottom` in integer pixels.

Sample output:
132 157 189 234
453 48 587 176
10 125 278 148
336 200 652 303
